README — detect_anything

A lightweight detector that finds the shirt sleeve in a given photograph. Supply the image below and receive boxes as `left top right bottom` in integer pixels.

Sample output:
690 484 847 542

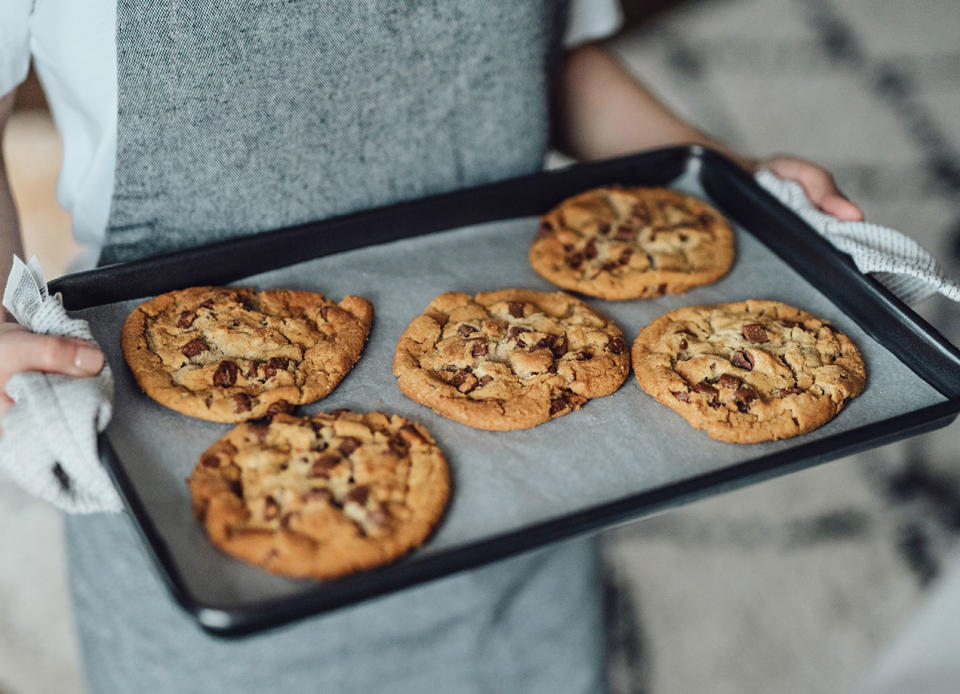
0 0 34 97
564 0 624 47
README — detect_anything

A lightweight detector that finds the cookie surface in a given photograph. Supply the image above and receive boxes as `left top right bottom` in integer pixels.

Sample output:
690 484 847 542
393 289 630 430
631 300 866 443
529 186 735 300
188 410 450 580
122 286 373 422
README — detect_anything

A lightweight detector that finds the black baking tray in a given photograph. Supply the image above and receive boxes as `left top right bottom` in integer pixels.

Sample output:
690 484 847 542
50 146 960 636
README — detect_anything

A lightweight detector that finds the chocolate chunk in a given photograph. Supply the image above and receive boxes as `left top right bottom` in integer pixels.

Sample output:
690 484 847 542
456 372 479 393
449 370 468 388
781 319 803 329
629 209 649 225
345 485 369 506
601 261 619 272
233 393 252 413
606 337 626 355
268 356 289 371
338 437 360 456
318 305 330 321
213 360 239 387
619 248 633 265
574 350 591 361
199 298 215 309
470 340 488 357
240 295 260 313
718 374 742 389
549 395 568 415
458 324 477 337
567 252 585 269
584 239 599 259
735 387 757 412
247 361 260 379
730 350 754 370
536 222 553 240
177 310 196 328
248 423 270 442
265 399 292 416
263 496 280 520
657 283 668 295
508 326 530 341
397 425 427 447
742 324 770 343
477 375 493 387
550 335 567 358
672 390 690 402
597 222 611 235
264 356 289 378
679 339 688 351
613 225 635 241
229 480 243 498
200 454 220 468
181 338 209 358
776 386 805 397
694 381 719 398
508 302 525 318
534 335 556 351
309 454 340 477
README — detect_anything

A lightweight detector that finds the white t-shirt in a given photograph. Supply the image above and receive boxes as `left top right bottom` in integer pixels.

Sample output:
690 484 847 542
1 0 622 254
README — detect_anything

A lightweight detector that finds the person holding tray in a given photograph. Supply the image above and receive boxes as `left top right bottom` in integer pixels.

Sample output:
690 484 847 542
0 2 864 693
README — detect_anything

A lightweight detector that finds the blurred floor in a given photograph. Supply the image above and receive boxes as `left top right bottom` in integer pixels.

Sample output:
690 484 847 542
2 1 959 693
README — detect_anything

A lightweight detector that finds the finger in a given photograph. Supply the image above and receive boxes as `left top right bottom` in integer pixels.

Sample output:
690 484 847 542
819 194 864 222
4 332 104 377
763 157 864 221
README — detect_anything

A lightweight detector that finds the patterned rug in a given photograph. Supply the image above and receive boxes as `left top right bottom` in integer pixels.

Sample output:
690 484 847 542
602 1 960 692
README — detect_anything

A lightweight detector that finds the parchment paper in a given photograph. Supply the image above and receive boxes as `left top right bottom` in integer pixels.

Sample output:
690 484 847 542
76 169 948 609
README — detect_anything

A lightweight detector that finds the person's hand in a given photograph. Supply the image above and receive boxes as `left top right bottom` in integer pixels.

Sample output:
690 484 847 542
752 154 864 222
0 321 105 418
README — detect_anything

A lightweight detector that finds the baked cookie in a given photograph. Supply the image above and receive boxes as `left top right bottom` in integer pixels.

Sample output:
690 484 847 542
188 410 450 580
529 186 735 300
631 300 866 443
121 286 373 422
393 289 630 430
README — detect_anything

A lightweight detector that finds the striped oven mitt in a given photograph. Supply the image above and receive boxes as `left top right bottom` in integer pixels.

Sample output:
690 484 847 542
756 170 960 305
1 255 121 513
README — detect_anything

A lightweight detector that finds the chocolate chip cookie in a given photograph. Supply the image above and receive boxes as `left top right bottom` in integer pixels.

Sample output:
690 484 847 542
631 300 866 443
121 286 373 422
188 410 450 580
393 289 630 430
529 186 735 300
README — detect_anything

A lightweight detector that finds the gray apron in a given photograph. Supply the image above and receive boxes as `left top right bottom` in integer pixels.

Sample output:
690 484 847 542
67 2 607 692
